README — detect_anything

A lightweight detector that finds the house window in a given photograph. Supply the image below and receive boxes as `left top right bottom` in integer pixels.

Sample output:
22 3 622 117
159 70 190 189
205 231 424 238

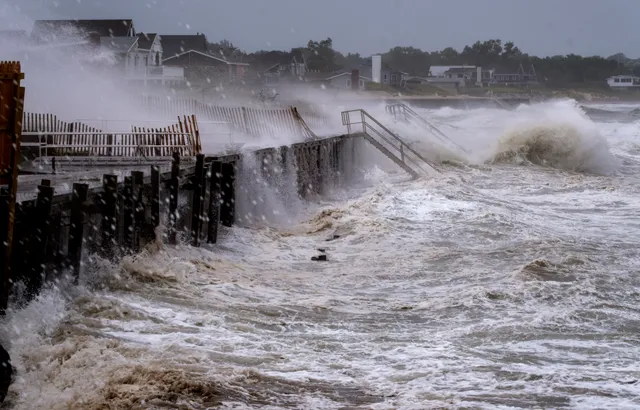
346 79 352 88
384 74 387 81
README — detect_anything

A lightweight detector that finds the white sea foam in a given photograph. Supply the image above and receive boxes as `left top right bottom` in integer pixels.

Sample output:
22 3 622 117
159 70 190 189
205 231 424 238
3 66 640 408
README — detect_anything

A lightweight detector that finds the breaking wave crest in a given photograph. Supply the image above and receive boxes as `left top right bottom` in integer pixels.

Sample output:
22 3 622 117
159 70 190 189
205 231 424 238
491 121 618 174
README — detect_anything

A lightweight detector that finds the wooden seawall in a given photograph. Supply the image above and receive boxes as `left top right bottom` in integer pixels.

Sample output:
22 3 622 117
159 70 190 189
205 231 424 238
7 133 363 309
0 61 372 312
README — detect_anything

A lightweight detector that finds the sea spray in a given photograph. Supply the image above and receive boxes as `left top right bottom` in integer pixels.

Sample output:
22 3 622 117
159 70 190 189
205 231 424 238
393 99 620 174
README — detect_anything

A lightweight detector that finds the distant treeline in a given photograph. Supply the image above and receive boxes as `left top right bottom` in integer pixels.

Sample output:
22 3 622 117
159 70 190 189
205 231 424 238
208 38 638 88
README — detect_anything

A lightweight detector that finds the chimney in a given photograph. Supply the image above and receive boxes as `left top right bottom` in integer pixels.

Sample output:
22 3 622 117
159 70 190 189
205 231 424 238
351 69 360 90
372 54 382 84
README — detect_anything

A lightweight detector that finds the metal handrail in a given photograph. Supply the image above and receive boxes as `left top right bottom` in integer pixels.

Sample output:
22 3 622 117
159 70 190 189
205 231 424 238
341 109 439 175
385 103 470 154
363 122 433 175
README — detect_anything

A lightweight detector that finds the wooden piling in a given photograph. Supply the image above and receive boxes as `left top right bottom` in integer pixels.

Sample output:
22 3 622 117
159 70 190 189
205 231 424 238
220 162 235 227
151 165 160 233
316 144 323 194
0 61 25 313
207 160 222 244
190 154 205 247
123 176 133 250
101 174 118 254
68 183 88 285
131 171 144 251
168 152 180 244
26 184 54 299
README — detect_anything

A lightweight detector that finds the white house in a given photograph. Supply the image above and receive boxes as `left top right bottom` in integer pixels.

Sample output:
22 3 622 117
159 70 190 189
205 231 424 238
306 71 370 90
100 33 185 87
606 75 640 89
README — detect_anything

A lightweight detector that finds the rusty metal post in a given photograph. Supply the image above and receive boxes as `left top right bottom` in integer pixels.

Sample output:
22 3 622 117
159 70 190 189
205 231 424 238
0 61 24 313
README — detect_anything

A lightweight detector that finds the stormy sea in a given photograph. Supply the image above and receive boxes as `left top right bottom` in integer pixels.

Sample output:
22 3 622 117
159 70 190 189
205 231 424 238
2 99 639 409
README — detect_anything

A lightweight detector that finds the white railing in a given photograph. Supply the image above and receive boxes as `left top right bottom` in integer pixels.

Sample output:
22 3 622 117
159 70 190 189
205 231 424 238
341 109 439 178
385 103 470 155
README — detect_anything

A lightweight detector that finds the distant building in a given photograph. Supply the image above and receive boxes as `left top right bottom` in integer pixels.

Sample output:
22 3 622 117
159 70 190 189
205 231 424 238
359 56 388 85
492 64 539 87
429 65 475 78
161 34 249 84
472 68 495 86
443 66 476 80
606 75 640 89
99 33 185 87
259 49 309 85
306 70 370 90
389 71 409 87
160 34 207 59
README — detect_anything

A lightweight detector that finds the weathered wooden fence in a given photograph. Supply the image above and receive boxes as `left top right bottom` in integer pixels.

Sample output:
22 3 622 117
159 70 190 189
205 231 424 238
21 114 201 158
134 95 326 139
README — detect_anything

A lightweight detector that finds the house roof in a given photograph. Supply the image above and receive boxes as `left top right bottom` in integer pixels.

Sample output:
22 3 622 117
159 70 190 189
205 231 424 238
306 71 372 81
100 36 138 53
429 65 475 76
291 48 311 65
137 33 157 50
160 34 207 58
31 19 135 43
328 72 372 81
445 67 476 74
163 49 249 66
608 75 639 79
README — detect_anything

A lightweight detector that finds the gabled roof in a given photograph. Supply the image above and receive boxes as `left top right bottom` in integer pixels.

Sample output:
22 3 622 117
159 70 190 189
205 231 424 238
325 71 372 81
429 65 475 76
31 19 135 43
137 33 157 50
445 67 476 74
162 49 249 66
306 71 372 81
100 36 138 53
160 34 207 58
291 48 310 65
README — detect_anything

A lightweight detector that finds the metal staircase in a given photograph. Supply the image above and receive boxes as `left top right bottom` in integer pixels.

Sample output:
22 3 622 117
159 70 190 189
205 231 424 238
385 103 470 155
341 109 439 179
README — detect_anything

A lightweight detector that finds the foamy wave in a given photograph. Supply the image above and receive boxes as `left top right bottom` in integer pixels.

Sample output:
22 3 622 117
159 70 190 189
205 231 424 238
491 122 618 174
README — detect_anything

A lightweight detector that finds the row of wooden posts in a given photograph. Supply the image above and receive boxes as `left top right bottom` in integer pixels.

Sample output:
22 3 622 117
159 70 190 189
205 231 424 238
11 152 237 304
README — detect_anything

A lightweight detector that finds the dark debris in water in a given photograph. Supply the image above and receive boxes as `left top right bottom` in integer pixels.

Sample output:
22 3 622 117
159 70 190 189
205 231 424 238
518 258 580 282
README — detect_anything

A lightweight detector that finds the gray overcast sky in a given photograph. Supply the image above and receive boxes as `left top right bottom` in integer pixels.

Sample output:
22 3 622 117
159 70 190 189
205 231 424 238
4 0 639 57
